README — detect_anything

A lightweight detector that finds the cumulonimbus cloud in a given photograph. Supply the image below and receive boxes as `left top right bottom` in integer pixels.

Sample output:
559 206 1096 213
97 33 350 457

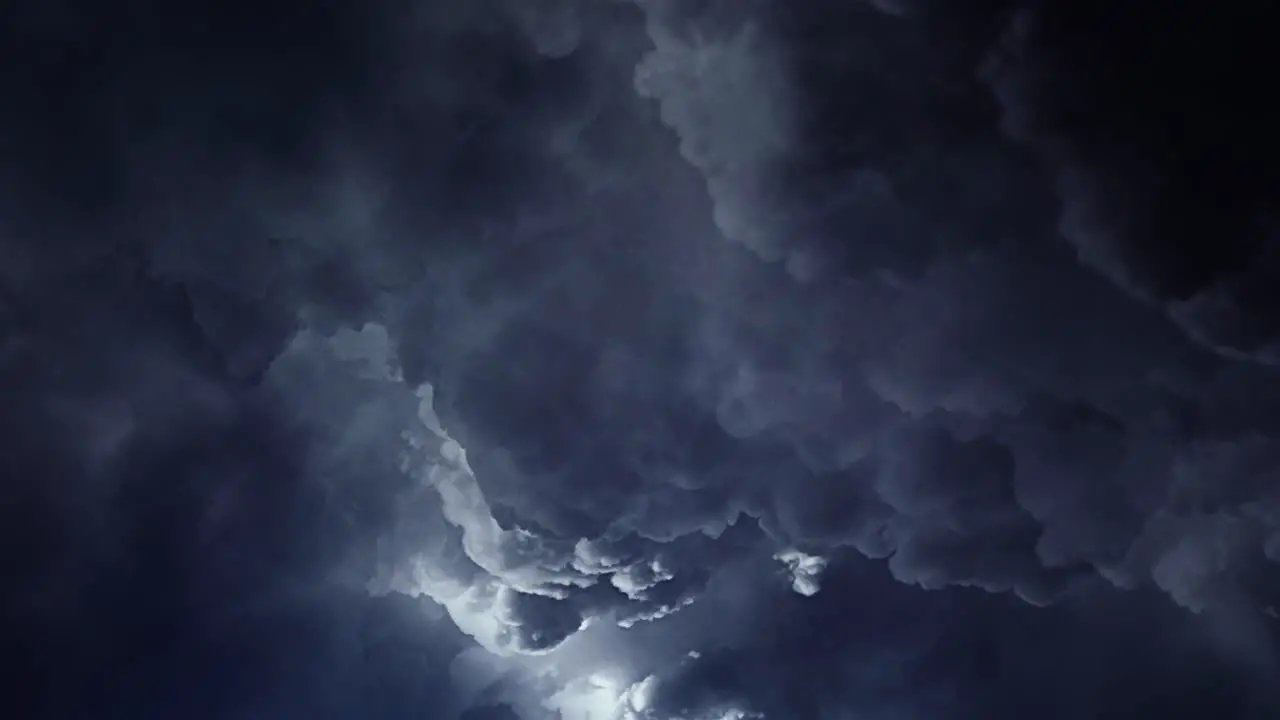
4 0 1279 718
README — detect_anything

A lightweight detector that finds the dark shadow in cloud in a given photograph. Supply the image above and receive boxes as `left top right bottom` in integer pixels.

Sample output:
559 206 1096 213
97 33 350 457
463 703 526 720
768 0 1044 280
0 0 387 239
0 267 470 719
982 0 1280 362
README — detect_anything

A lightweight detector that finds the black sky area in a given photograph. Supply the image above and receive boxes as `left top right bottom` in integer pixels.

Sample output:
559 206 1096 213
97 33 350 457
3 1 1280 719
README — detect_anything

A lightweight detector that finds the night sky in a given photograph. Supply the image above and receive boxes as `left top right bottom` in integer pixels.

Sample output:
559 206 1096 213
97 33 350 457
4 1 1280 718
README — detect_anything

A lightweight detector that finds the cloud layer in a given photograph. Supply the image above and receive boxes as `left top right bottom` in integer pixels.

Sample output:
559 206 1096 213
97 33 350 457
3 0 1278 718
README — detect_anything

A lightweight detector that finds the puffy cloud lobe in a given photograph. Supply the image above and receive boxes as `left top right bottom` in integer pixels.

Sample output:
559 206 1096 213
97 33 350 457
632 0 796 266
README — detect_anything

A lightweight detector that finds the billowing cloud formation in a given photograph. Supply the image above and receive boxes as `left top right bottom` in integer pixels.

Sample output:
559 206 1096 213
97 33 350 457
633 0 795 266
3 0 1279 719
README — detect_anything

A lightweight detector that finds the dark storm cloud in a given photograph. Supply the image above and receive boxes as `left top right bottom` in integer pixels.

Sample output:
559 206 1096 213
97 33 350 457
4 0 1280 719
606 0 1280 615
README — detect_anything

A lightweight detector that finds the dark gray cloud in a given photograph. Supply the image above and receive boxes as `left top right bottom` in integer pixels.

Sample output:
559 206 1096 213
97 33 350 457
3 0 1279 719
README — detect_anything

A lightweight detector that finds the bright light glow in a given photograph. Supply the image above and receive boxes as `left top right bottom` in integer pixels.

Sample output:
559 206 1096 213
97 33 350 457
774 549 828 596
546 673 628 720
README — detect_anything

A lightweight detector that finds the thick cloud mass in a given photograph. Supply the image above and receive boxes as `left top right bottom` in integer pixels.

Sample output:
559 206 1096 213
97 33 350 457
3 0 1279 718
